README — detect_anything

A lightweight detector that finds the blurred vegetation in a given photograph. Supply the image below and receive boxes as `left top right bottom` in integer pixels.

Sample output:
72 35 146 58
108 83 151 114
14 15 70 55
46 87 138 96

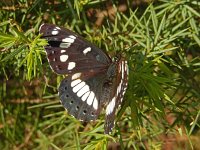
0 0 200 149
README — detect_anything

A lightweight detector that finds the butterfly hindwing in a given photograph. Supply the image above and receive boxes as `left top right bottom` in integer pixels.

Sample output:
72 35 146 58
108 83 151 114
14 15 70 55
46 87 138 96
59 72 110 122
39 24 111 75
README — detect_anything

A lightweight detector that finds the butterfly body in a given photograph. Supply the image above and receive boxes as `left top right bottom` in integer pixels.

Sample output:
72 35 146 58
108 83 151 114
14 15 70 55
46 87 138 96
39 24 128 134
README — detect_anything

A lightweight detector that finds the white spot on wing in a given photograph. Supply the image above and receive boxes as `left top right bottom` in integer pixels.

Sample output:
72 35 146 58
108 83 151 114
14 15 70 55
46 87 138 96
60 55 68 62
93 98 98 110
83 47 91 55
122 90 126 98
124 61 128 72
87 91 95 106
72 81 86 93
117 83 122 96
62 37 75 43
119 62 121 73
121 61 124 80
68 62 76 70
106 97 116 115
52 30 59 35
61 50 66 53
81 91 90 101
71 79 81 87
55 26 61 30
69 35 76 39
77 84 90 97
60 43 70 48
126 62 129 76
72 73 82 80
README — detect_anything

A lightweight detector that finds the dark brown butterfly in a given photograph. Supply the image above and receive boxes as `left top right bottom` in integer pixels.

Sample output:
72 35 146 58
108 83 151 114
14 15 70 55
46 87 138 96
39 24 128 134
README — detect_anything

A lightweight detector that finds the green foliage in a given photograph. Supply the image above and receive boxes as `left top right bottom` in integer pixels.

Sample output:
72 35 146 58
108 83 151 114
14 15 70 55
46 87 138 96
0 0 200 149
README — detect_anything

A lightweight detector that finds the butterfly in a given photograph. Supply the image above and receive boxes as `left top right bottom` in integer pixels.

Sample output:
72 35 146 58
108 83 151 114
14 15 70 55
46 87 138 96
39 23 128 134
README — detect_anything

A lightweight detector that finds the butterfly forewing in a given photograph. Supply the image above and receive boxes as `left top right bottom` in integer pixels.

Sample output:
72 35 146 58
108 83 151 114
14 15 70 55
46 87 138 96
39 24 111 75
